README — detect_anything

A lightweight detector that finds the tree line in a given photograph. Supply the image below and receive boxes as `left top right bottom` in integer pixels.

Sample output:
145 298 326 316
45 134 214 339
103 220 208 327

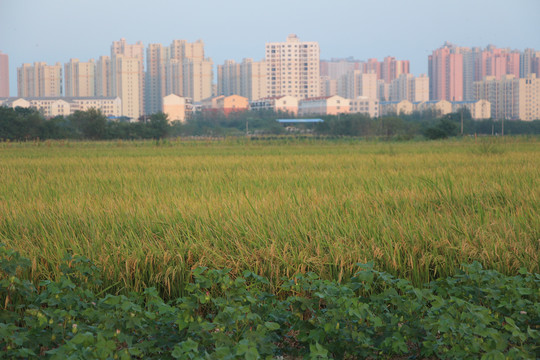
0 106 539 141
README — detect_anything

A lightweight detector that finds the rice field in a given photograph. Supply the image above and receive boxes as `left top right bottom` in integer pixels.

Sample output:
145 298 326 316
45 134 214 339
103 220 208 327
0 137 538 298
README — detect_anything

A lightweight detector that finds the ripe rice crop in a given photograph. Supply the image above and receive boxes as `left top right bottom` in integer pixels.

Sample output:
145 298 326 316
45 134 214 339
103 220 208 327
0 137 538 298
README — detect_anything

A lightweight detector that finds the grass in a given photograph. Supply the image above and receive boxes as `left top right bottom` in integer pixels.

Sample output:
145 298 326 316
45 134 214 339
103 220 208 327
0 137 538 298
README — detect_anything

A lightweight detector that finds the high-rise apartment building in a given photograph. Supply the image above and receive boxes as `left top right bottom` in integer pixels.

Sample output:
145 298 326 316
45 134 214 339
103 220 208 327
165 59 184 100
430 43 526 101
17 62 63 97
474 74 540 121
95 56 111 97
520 48 540 78
322 56 409 97
217 58 268 101
111 54 141 120
380 56 410 84
111 38 144 119
320 58 364 80
474 45 520 81
337 71 377 100
218 60 241 97
389 74 429 102
64 59 96 97
146 39 213 107
265 34 320 99
0 51 9 97
168 39 212 103
428 42 465 101
182 58 213 102
146 43 168 114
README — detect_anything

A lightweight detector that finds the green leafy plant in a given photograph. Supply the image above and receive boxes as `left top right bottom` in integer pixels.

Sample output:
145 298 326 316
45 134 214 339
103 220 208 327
1 249 538 359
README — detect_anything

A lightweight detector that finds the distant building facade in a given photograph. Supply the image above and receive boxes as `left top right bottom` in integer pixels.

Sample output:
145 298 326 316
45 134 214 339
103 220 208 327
415 100 452 116
0 51 9 97
389 74 429 102
201 95 249 116
1 96 121 118
64 59 96 97
474 74 540 121
217 58 268 101
250 95 299 115
298 95 349 116
162 94 193 122
349 96 379 118
337 71 377 100
379 100 413 116
17 62 63 97
266 34 321 99
451 100 491 120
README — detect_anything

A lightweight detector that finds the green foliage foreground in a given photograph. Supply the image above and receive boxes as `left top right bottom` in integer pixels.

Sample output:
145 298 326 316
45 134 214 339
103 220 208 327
1 246 538 359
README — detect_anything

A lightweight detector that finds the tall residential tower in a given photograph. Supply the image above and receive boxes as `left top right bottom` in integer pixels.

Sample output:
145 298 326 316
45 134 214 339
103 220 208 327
0 51 9 97
17 62 63 97
111 38 144 119
265 34 320 99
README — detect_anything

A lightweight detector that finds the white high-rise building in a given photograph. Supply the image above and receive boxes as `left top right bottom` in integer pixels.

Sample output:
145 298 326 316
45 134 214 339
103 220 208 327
265 34 320 99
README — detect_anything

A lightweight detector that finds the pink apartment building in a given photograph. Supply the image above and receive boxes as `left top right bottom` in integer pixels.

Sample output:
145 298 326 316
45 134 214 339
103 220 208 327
429 44 464 101
0 51 9 97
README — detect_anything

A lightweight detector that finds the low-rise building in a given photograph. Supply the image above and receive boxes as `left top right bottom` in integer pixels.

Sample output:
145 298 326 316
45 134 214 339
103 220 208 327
349 96 379 118
415 100 452 116
0 96 122 118
379 100 413 116
201 95 249 116
298 95 350 116
451 100 491 120
250 95 298 115
162 94 193 122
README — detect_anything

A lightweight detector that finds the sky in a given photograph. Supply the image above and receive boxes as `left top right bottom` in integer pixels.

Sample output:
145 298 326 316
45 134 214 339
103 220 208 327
1 0 539 96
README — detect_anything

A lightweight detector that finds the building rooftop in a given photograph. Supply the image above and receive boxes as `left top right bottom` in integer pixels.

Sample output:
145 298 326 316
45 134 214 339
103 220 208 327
276 119 324 123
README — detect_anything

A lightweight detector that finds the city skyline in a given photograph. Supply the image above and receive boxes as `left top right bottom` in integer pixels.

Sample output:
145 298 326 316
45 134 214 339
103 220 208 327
1 0 539 96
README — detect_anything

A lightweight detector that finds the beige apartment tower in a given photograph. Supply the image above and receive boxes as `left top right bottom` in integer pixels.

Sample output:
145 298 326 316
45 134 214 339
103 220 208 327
111 38 144 119
111 54 141 119
266 34 321 99
337 71 377 100
146 43 169 114
17 62 63 97
474 74 540 121
95 56 112 97
183 58 213 102
64 59 96 97
147 39 213 109
217 58 268 101
389 74 429 102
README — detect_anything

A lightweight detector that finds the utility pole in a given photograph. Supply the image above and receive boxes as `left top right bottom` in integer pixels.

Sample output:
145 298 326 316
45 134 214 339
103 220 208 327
460 108 464 135
501 117 504 136
246 119 249 137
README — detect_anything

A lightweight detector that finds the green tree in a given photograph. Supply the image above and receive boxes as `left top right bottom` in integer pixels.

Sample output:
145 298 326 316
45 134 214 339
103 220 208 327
147 112 170 139
69 108 107 139
424 118 459 139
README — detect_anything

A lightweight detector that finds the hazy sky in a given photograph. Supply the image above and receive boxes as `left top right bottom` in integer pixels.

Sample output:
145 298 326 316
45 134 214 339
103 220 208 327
1 0 539 96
